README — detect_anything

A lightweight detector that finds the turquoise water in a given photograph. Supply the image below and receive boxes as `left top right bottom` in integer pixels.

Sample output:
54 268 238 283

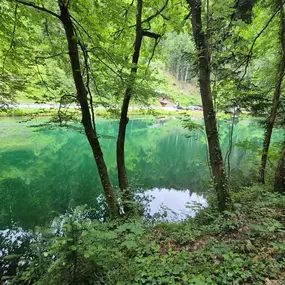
0 117 282 229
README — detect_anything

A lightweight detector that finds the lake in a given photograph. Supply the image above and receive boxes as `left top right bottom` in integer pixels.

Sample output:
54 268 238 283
0 117 282 229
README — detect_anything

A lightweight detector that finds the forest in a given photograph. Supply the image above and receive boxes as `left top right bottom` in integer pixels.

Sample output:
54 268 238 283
0 0 285 284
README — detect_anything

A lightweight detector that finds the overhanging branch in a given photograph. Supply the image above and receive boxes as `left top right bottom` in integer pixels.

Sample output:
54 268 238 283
142 30 160 39
145 37 161 74
241 0 285 80
2 2 18 75
141 0 169 24
129 0 169 28
14 0 60 18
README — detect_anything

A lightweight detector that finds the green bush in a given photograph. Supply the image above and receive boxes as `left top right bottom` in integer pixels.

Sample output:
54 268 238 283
2 188 285 284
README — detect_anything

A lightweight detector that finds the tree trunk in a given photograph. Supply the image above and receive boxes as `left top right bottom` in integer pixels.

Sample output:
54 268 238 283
186 0 232 211
184 65 189 83
58 1 119 218
117 0 143 212
259 2 285 184
176 59 180 81
274 142 285 192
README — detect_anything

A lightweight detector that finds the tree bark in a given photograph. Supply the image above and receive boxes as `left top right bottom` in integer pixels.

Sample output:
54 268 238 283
186 0 232 211
274 142 285 192
259 2 285 184
117 0 143 211
58 1 119 218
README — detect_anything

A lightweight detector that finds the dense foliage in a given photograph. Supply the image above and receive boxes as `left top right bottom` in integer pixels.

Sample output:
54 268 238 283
1 0 285 283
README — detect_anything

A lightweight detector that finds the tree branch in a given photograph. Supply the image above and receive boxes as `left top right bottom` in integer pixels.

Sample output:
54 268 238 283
160 13 170 20
142 30 161 39
141 0 169 25
124 0 135 19
2 2 18 75
14 0 60 19
35 57 56 99
58 94 77 124
70 16 122 77
184 11 191 21
129 0 169 29
77 38 96 131
88 49 124 80
145 37 161 74
113 0 135 39
35 52 69 61
241 0 285 80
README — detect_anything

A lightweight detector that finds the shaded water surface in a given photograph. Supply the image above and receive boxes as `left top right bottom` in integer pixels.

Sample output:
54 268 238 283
0 117 282 228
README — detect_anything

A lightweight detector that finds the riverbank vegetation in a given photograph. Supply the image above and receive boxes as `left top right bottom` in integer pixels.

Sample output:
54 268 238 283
1 186 284 284
1 0 285 283
0 106 204 118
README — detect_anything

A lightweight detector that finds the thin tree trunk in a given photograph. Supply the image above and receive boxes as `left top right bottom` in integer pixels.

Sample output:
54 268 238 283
274 141 285 192
259 2 285 184
117 0 143 211
186 0 232 211
176 59 180 81
58 1 119 218
184 65 189 83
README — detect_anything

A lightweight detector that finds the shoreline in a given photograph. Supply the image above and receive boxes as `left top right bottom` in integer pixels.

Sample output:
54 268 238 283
0 105 253 120
0 106 205 118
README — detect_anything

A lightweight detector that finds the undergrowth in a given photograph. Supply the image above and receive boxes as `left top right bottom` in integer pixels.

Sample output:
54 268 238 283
1 186 285 284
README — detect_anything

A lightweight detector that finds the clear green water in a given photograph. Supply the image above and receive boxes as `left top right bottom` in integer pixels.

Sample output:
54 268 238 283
0 117 282 229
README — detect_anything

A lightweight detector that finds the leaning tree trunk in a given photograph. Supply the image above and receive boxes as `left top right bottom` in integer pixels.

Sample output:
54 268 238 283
186 0 232 211
117 0 143 210
259 2 285 184
58 1 119 218
274 142 285 192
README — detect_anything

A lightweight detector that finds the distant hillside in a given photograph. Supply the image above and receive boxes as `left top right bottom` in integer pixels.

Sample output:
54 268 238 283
161 71 201 106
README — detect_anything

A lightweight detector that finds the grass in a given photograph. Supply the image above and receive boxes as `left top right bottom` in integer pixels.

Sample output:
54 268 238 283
0 107 205 119
158 70 202 106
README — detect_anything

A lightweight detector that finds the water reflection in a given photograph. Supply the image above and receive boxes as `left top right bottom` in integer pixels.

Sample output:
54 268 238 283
143 188 207 221
0 118 283 229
